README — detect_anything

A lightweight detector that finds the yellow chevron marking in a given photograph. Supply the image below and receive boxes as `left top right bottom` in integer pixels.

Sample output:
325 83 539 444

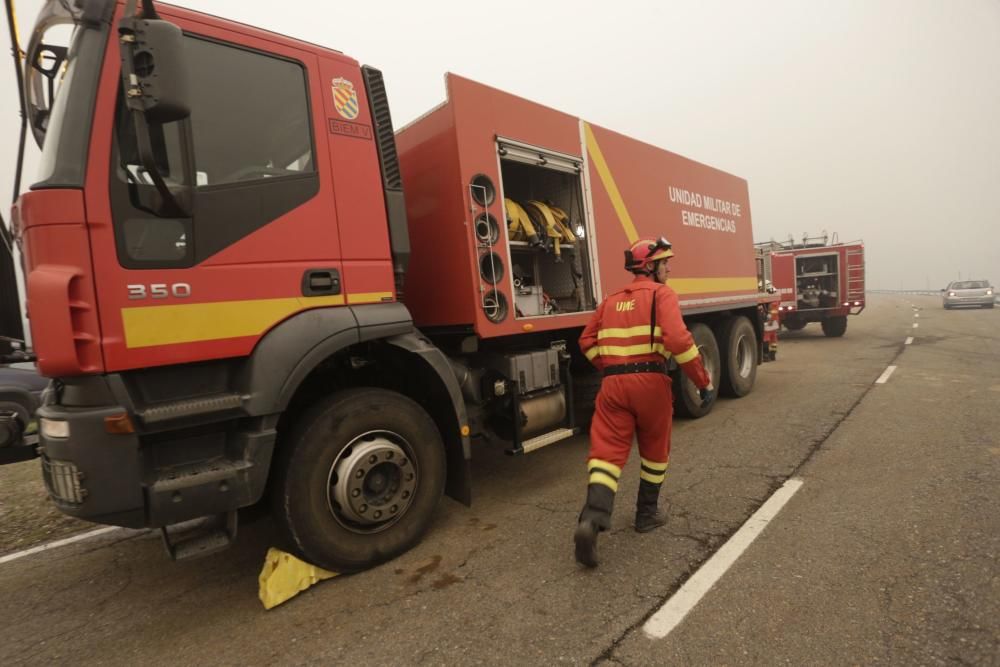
583 122 639 245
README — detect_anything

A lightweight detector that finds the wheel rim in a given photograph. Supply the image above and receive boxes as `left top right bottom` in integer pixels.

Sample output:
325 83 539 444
327 430 419 534
735 333 753 378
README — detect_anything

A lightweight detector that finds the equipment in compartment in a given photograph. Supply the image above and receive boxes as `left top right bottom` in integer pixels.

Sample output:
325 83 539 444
505 198 543 247
517 200 578 258
498 154 595 317
514 284 547 317
795 254 839 310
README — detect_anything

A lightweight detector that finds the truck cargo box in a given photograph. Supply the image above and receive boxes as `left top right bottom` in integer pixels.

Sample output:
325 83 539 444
397 75 762 339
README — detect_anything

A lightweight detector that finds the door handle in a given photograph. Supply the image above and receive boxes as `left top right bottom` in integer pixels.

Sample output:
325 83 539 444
302 269 341 296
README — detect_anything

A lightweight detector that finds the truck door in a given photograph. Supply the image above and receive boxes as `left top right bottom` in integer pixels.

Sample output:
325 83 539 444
85 13 347 371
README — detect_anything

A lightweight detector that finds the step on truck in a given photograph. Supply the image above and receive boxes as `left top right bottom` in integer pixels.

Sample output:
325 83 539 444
756 234 865 337
0 0 777 571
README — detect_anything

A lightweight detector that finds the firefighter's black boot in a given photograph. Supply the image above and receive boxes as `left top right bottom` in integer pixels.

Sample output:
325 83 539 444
574 483 615 568
635 480 667 533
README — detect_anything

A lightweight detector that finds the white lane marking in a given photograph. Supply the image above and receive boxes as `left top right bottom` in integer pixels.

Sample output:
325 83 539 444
905 337 914 345
915 313 920 318
913 323 919 328
643 478 804 640
876 365 897 384
0 527 121 565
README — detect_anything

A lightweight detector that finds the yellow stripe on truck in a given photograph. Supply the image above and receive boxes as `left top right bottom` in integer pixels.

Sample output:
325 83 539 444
583 122 639 245
669 277 759 295
121 295 345 348
347 292 394 304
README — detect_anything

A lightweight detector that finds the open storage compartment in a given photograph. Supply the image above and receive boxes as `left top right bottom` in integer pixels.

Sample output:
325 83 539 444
795 253 840 310
495 139 596 319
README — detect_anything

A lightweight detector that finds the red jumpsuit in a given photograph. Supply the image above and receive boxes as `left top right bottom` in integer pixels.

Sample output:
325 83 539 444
578 275 710 492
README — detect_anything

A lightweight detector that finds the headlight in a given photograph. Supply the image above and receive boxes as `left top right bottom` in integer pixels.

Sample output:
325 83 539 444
40 418 70 439
948 292 956 297
988 290 994 296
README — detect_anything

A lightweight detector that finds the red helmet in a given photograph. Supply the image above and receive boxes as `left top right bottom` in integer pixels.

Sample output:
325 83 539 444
624 237 674 273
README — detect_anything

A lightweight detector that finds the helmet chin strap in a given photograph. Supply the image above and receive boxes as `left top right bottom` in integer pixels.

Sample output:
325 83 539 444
652 260 667 284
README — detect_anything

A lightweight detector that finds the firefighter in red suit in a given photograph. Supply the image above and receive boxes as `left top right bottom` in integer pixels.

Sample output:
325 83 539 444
574 237 714 567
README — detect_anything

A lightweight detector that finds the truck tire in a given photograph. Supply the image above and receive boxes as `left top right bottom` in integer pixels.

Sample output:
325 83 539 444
673 323 721 419
272 388 446 573
718 316 757 398
821 315 848 337
783 316 806 331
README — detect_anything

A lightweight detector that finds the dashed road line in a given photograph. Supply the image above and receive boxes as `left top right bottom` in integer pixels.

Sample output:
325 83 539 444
905 337 914 345
876 365 897 384
642 479 805 639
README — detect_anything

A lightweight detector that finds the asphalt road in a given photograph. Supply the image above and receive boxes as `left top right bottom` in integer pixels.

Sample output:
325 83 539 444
0 294 996 666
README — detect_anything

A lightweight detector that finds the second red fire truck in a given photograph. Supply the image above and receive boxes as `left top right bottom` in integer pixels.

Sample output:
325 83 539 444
756 234 866 337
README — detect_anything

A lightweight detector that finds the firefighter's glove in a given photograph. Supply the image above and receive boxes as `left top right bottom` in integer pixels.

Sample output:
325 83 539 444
698 386 715 409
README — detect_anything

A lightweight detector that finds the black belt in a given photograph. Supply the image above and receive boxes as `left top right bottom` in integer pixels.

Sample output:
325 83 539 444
602 362 667 377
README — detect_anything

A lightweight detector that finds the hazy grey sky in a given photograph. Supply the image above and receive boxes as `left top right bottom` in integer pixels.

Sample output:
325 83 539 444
2 0 998 289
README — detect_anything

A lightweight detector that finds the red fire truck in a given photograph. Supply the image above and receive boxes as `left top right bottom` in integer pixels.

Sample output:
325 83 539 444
1 0 777 571
756 234 866 337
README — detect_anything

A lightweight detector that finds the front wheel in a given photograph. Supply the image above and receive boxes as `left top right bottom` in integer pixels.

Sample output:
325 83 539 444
674 323 721 418
782 316 806 331
272 388 446 573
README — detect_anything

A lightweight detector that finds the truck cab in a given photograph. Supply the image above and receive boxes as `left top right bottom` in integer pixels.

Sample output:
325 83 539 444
13 0 469 570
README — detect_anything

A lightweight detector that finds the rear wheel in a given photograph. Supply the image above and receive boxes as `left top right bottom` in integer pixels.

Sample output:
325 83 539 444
821 315 848 337
674 323 721 418
719 316 757 398
272 388 445 573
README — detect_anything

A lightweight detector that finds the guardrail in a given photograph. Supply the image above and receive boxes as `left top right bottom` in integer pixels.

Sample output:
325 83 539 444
867 290 943 296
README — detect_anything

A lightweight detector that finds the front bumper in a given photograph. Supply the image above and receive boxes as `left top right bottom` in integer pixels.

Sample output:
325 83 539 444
38 403 146 527
943 296 993 307
37 377 275 529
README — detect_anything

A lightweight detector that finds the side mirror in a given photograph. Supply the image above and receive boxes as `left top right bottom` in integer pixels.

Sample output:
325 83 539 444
118 2 193 217
120 19 190 123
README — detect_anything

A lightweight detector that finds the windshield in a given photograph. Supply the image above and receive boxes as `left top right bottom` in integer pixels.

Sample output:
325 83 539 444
26 0 113 189
951 281 988 290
